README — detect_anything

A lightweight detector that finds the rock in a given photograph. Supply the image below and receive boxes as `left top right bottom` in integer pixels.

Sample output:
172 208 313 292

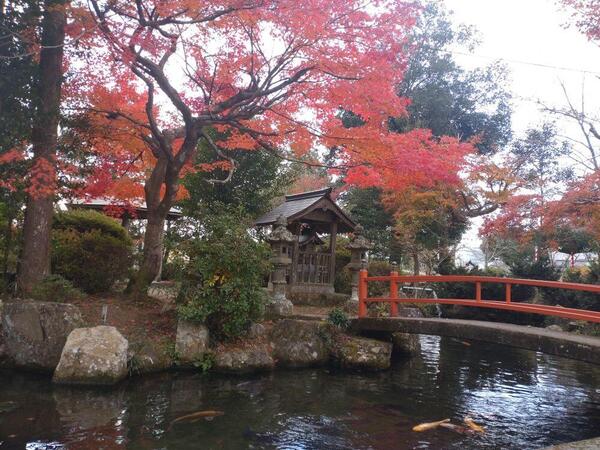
333 336 392 371
147 281 180 302
391 332 420 356
1 301 85 371
147 281 180 312
175 321 209 365
53 326 129 385
247 323 266 339
214 344 274 374
129 340 174 374
270 319 330 367
567 321 584 332
397 307 424 318
546 324 564 333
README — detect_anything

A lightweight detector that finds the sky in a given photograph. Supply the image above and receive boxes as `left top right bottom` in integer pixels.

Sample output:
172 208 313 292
442 0 600 264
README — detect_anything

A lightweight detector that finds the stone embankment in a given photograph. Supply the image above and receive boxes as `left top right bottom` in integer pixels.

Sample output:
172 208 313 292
0 301 403 386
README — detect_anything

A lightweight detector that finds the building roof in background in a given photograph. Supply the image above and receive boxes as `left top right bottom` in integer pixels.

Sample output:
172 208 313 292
255 187 356 234
67 198 183 220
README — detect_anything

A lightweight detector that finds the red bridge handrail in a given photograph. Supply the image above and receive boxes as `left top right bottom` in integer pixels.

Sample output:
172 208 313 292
358 270 600 323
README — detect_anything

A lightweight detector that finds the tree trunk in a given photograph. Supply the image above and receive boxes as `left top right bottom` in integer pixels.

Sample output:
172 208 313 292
128 157 176 296
412 250 419 276
161 220 173 279
135 211 166 289
2 208 13 279
17 0 66 294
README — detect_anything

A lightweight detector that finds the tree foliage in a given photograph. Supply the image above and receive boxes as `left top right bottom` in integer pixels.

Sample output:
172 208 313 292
177 207 271 341
342 2 512 271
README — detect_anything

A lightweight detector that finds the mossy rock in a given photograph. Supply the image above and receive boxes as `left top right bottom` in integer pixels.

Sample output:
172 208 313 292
332 335 392 371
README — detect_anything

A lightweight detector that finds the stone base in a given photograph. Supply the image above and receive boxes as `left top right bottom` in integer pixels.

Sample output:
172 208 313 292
265 298 294 317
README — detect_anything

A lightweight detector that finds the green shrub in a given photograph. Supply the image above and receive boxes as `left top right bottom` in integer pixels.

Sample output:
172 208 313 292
177 207 271 341
30 275 83 302
327 307 350 330
52 210 133 294
194 353 215 373
553 263 600 312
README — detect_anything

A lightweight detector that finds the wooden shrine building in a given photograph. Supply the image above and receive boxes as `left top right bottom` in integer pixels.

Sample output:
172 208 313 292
255 188 356 294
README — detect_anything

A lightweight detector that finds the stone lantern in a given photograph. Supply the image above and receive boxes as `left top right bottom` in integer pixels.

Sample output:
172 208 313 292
346 224 373 310
267 215 295 316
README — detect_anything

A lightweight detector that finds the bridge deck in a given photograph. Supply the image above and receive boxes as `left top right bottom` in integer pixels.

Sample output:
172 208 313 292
352 317 600 365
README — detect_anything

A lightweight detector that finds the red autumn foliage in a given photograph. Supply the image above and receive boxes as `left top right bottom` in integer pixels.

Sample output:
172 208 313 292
63 0 476 209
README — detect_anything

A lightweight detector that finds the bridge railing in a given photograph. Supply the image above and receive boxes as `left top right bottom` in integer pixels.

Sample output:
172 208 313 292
357 268 600 323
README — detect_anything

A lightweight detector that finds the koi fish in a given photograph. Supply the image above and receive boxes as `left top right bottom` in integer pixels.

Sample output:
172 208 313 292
440 422 476 435
464 417 485 433
412 418 450 432
169 410 224 429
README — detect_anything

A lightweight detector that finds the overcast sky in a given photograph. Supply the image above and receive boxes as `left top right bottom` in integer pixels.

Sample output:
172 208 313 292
442 0 600 263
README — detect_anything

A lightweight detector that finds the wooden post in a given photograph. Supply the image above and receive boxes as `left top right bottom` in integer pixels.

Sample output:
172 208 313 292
505 283 512 304
390 262 398 317
329 220 337 285
290 223 300 286
358 264 368 318
476 282 482 302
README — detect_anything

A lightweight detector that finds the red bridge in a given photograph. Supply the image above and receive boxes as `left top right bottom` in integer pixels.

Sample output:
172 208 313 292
358 268 600 323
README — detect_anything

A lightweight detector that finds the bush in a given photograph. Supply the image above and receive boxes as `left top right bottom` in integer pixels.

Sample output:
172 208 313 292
507 254 560 302
553 262 600 312
52 210 133 294
437 264 506 302
177 207 271 341
30 275 83 302
327 307 350 330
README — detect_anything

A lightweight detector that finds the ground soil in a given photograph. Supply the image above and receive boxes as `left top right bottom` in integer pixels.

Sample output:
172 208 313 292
70 293 177 348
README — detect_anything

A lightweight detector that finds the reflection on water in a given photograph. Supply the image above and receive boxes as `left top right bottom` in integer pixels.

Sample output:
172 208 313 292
1 336 599 449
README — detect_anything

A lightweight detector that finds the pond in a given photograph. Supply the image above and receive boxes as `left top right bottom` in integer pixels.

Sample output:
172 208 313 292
1 336 599 449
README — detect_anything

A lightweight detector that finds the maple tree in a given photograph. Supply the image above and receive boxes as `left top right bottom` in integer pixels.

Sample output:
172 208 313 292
562 0 600 43
67 0 487 293
339 2 514 273
480 123 583 269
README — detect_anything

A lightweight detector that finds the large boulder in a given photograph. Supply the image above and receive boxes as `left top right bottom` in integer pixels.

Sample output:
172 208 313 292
214 344 274 374
175 320 209 366
53 326 129 385
1 301 85 371
332 336 392 371
270 319 330 368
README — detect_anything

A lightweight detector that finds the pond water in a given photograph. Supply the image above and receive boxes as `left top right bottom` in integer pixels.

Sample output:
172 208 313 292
1 336 599 450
